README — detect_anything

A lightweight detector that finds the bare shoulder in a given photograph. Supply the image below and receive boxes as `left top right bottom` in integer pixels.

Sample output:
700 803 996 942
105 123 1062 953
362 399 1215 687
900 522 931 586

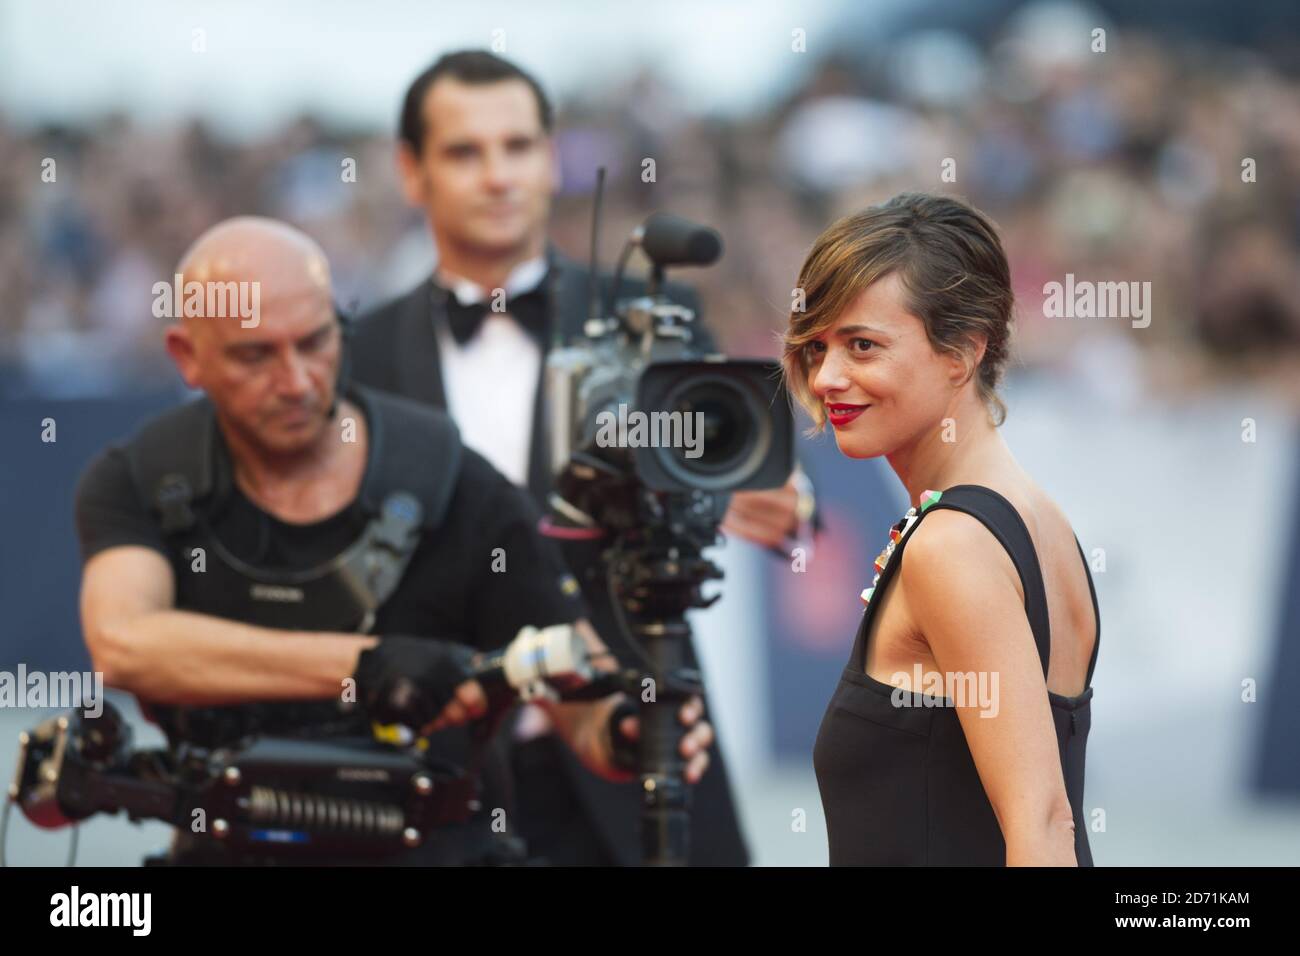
906 507 995 559
901 507 1021 600
998 481 1084 569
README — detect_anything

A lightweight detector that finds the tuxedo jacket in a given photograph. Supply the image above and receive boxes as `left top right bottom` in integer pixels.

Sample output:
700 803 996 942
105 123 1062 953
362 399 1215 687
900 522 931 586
348 246 750 866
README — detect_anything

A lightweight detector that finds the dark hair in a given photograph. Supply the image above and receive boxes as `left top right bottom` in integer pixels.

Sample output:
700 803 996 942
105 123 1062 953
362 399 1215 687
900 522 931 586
782 192 1015 430
399 50 554 156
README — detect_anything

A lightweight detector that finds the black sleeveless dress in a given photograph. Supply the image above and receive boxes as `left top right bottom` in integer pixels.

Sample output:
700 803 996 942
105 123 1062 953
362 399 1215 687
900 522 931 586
812 484 1100 865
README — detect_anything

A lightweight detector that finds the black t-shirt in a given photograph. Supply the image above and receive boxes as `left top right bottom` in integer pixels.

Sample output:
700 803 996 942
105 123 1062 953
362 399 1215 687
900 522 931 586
73 396 588 864
75 419 587 649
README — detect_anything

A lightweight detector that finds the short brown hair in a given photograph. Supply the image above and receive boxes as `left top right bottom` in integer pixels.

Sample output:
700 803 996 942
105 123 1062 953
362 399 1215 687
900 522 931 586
782 192 1014 431
400 50 553 157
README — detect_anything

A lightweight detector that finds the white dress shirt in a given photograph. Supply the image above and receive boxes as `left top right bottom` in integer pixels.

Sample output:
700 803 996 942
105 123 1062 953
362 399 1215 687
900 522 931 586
433 256 548 488
434 256 558 742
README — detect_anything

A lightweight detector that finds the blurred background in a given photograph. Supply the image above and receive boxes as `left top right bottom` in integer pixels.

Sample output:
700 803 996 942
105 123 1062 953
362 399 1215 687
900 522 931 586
2 0 1299 865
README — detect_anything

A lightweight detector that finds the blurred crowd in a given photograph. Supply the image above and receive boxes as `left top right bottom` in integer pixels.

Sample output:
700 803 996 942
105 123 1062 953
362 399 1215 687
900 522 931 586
2 3 1299 404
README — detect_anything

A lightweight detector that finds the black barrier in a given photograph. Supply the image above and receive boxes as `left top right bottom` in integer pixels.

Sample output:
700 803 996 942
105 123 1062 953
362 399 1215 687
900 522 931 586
0 392 183 672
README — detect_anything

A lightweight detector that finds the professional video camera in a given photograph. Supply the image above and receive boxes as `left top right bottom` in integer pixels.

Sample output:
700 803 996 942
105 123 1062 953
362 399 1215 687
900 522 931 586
4 624 598 866
545 211 792 508
541 182 795 865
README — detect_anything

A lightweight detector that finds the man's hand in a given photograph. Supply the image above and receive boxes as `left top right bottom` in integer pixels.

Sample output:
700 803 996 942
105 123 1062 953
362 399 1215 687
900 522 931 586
421 620 610 735
353 635 480 731
563 693 713 784
422 677 488 733
721 477 801 550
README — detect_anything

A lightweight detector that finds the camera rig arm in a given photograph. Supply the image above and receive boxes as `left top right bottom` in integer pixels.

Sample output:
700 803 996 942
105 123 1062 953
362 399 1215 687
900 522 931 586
6 702 482 863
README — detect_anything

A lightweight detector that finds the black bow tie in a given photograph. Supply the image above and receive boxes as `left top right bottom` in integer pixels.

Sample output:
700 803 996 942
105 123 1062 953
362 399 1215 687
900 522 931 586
439 281 551 346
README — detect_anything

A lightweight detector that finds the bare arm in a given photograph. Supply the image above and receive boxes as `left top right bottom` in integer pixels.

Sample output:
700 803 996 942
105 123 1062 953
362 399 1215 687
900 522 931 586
533 619 621 772
536 620 711 784
81 545 376 707
901 511 1078 866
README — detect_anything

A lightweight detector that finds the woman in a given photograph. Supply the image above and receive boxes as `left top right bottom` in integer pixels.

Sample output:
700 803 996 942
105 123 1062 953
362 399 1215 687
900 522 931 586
785 193 1100 866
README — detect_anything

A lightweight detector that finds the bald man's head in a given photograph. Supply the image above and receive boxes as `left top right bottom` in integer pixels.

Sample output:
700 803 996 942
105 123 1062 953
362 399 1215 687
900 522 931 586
173 216 331 331
163 217 343 458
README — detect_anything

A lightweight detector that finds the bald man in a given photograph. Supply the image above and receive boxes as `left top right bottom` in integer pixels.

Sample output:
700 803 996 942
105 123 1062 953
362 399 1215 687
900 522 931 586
72 217 713 865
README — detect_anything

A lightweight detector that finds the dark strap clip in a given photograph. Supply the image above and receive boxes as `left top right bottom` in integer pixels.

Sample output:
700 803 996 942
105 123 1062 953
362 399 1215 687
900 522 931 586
155 473 198 535
372 492 422 552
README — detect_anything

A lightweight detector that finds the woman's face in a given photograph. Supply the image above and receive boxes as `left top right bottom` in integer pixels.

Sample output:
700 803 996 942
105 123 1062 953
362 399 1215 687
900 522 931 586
804 272 964 460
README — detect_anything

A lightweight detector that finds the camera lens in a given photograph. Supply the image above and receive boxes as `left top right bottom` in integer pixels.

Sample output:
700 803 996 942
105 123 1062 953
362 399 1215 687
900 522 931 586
656 374 771 490
674 385 744 471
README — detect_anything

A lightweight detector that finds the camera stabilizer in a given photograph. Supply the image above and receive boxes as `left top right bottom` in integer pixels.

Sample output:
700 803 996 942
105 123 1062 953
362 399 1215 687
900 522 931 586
4 625 599 866
540 172 794 865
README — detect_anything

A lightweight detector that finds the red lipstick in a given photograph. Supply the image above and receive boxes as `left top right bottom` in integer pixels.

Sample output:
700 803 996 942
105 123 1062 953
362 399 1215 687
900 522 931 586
827 403 869 428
